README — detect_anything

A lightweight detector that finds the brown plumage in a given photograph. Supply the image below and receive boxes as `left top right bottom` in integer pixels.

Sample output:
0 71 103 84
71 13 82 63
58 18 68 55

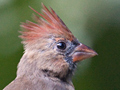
3 3 97 90
20 3 74 44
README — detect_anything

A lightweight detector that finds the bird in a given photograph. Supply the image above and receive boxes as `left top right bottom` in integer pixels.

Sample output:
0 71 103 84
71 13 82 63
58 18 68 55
3 3 97 90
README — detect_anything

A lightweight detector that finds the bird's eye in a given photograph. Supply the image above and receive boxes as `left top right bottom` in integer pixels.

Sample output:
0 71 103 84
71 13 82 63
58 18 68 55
57 42 66 50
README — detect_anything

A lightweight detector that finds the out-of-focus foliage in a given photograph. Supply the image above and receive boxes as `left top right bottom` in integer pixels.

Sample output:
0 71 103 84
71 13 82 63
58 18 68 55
0 0 120 90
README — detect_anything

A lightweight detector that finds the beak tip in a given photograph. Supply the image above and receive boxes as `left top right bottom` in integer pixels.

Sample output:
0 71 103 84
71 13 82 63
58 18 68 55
95 52 98 56
91 50 98 56
86 49 98 58
91 52 98 57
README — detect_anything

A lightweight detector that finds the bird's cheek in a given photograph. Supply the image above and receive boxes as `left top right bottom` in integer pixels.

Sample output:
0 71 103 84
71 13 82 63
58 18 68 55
72 43 98 62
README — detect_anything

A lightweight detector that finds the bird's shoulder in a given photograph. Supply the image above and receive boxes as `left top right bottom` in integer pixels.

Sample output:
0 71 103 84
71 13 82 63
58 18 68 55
3 76 74 90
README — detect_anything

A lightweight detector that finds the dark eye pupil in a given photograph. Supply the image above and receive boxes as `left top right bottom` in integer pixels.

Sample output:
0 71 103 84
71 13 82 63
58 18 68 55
57 42 66 50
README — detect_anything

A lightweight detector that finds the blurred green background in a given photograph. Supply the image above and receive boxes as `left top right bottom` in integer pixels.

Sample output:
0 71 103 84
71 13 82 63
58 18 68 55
0 0 120 90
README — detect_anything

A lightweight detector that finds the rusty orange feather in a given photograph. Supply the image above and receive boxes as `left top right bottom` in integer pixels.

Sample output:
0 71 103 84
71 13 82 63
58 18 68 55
19 3 75 44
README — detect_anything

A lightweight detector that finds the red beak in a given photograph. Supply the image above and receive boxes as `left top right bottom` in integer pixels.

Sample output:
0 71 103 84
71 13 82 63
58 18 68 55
72 43 98 62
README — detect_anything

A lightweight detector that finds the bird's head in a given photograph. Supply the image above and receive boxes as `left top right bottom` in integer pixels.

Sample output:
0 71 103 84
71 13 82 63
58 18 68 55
18 3 97 82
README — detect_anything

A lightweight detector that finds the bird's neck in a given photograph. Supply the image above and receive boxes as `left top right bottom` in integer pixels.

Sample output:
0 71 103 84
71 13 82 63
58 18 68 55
17 53 73 84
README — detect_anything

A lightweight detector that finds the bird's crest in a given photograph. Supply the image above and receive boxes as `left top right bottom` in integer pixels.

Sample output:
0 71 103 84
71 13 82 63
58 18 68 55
20 3 75 44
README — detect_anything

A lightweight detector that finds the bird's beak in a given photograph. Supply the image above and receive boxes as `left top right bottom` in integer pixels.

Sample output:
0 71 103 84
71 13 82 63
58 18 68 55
72 43 98 62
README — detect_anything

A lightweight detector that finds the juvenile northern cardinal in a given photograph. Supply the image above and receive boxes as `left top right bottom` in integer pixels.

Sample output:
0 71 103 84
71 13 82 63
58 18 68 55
3 3 97 90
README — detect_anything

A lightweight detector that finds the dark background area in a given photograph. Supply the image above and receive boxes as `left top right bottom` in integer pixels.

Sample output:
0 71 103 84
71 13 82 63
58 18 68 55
0 0 120 90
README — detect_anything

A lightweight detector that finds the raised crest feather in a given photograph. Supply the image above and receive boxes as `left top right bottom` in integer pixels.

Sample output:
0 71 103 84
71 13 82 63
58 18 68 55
20 3 75 44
